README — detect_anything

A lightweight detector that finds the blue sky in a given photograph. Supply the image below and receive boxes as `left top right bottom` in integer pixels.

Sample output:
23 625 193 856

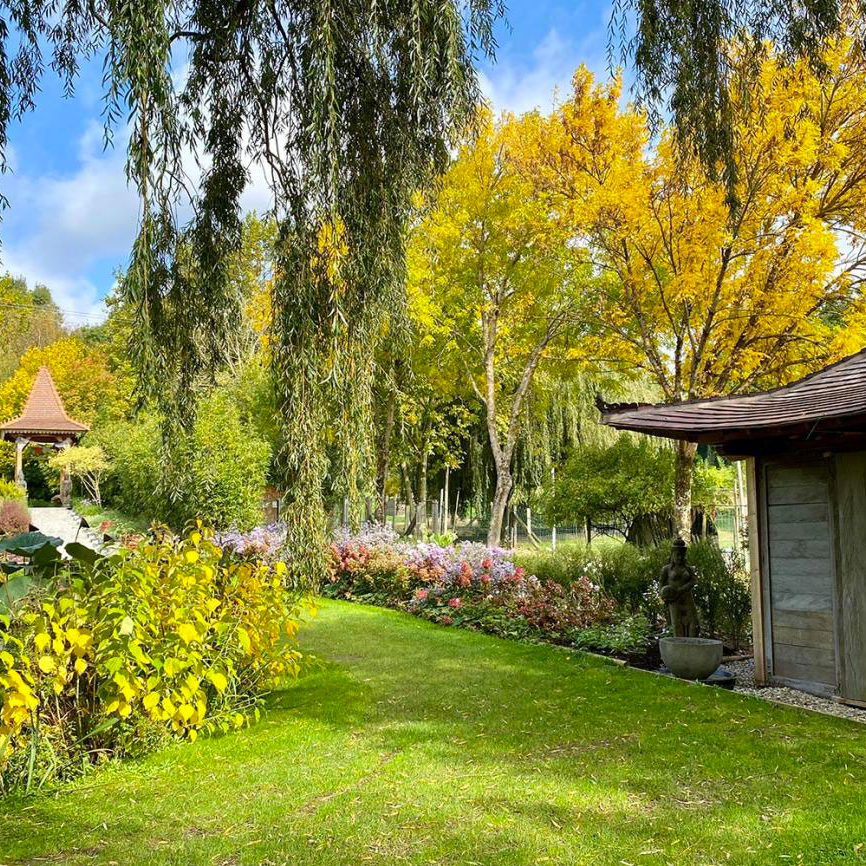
1 1 613 324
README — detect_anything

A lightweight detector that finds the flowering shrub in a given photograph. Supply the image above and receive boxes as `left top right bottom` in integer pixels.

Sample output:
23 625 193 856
0 499 29 536
324 524 618 649
0 525 307 791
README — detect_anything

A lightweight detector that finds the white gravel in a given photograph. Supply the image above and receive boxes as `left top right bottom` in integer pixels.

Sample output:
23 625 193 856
726 657 866 723
29 506 103 552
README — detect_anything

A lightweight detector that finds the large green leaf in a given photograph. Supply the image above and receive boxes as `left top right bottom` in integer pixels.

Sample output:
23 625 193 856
0 573 33 614
0 531 63 557
65 542 102 566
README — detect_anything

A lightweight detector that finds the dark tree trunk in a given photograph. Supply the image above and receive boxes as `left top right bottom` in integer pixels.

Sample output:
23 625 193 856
674 440 697 539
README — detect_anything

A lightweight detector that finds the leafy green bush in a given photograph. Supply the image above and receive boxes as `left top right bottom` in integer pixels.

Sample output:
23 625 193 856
572 615 651 655
688 539 752 649
0 480 25 503
517 539 750 647
0 526 306 791
92 392 270 530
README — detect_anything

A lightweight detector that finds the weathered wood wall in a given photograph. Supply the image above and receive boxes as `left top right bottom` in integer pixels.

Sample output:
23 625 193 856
764 462 837 689
832 452 866 704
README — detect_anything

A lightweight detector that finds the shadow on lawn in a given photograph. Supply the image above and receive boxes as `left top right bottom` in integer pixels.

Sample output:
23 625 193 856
3 602 865 866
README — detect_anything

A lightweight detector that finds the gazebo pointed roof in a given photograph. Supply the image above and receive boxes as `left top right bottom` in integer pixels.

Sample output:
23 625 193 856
0 366 89 439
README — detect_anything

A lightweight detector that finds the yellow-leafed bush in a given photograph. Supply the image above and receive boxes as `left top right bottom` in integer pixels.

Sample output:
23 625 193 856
0 526 308 791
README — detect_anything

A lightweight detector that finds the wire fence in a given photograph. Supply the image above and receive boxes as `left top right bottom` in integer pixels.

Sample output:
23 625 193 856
358 498 749 553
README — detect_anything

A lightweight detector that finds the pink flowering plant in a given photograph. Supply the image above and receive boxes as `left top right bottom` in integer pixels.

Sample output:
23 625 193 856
323 524 617 647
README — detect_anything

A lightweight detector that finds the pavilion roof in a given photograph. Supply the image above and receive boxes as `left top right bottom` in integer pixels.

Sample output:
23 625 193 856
0 366 89 439
598 348 866 446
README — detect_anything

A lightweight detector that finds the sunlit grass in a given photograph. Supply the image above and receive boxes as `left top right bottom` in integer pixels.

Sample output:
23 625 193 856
2 600 865 865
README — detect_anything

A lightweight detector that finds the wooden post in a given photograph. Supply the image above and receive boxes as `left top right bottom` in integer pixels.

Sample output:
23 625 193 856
341 496 349 528
431 501 439 538
443 467 450 533
745 457 767 685
526 507 532 540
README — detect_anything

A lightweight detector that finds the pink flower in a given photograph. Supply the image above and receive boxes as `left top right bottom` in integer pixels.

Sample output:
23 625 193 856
448 597 462 609
514 567 525 579
415 588 429 601
480 573 491 585
481 557 491 569
441 615 453 626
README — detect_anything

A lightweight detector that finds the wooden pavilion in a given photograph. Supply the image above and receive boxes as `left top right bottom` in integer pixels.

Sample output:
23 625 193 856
0 366 88 504
599 349 866 705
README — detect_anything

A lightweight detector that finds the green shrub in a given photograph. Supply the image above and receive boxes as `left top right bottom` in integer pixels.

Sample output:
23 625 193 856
688 539 752 648
593 543 669 619
0 526 306 791
573 615 651 655
517 539 751 647
514 544 593 588
0 480 25 503
92 392 270 531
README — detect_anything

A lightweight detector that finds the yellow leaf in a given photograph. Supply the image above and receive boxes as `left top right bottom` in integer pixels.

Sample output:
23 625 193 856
34 633 50 653
236 627 251 654
184 550 199 564
143 691 161 711
206 669 228 693
177 623 198 645
74 658 87 675
37 656 55 674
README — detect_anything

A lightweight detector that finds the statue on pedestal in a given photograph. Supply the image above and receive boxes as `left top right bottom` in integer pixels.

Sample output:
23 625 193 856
660 538 700 637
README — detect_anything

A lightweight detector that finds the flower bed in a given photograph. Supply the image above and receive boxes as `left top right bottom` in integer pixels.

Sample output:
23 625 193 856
323 524 650 656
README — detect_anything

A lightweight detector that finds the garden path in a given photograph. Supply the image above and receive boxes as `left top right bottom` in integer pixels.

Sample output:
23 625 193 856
29 506 103 552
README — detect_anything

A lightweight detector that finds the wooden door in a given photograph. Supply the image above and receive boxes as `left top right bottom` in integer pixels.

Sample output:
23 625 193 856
832 452 866 704
764 461 837 691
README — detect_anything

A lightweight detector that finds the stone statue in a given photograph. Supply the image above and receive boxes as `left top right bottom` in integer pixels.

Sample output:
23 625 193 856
660 538 700 637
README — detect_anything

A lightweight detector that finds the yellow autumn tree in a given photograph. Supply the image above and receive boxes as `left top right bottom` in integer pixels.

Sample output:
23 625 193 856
517 43 866 536
408 111 590 545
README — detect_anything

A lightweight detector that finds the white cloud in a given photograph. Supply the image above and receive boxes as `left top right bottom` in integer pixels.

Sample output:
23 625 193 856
1 121 139 322
0 22 615 320
480 24 610 115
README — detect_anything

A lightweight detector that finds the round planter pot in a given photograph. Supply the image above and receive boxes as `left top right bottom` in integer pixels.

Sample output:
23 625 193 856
659 637 723 680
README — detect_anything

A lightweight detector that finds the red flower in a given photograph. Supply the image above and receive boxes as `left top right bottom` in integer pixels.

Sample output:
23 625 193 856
481 557 491 569
441 615 454 626
415 588 429 601
448 597 462 609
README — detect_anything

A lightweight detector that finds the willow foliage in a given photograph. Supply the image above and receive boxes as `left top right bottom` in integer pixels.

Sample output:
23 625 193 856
0 1 503 585
610 0 866 200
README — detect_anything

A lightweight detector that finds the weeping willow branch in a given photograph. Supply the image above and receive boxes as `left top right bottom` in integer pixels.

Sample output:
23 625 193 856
0 0 503 586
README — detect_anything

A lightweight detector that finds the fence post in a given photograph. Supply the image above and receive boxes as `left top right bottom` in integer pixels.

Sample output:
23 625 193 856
341 496 349 528
526 506 532 540
431 501 439 538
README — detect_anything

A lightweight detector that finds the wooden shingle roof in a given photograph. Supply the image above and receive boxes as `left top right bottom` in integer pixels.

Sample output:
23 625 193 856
598 348 866 445
0 366 89 438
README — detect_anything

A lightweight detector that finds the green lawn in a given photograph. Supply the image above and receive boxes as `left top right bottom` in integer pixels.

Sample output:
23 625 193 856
2 601 865 866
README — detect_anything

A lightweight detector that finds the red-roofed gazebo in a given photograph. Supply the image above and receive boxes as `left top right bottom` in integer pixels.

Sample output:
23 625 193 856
0 366 89 503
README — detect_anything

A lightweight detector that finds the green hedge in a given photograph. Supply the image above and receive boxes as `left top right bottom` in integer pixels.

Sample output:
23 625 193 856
90 393 269 531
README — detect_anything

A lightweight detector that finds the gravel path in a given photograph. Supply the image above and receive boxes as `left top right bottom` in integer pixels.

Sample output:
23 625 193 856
727 657 866 723
29 506 103 553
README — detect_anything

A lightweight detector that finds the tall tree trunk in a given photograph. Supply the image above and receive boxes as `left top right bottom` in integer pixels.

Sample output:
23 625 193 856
401 463 415 535
375 398 396 521
487 461 512 546
416 450 429 538
674 440 697 539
